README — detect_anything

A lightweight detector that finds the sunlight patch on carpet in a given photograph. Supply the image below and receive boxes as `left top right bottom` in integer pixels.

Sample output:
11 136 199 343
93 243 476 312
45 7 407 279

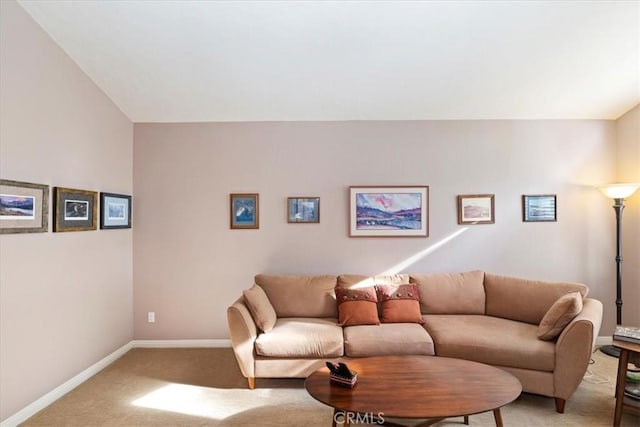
131 383 276 419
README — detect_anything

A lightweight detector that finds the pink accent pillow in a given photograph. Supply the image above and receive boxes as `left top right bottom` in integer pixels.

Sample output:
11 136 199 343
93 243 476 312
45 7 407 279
243 285 277 332
335 287 380 326
376 283 423 323
537 291 583 340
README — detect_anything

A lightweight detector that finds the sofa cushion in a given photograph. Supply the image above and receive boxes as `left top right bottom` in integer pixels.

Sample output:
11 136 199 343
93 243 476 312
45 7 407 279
337 274 410 288
243 285 277 332
484 273 588 325
255 274 337 318
410 270 485 315
255 318 343 358
537 292 583 340
423 314 555 372
376 283 423 323
336 287 380 326
343 323 435 357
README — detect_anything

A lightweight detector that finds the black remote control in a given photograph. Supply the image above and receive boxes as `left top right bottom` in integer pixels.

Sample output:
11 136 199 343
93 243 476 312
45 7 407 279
325 361 339 374
337 362 353 378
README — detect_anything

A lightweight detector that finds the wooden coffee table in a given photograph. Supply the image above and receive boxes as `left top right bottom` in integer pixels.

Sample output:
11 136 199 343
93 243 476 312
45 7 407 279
305 355 522 427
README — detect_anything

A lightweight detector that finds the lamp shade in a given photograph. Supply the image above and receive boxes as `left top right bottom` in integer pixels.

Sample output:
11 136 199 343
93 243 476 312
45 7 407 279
599 183 640 200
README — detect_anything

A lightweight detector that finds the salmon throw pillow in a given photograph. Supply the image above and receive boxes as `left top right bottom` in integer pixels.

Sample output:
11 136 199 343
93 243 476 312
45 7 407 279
376 283 423 323
335 287 380 326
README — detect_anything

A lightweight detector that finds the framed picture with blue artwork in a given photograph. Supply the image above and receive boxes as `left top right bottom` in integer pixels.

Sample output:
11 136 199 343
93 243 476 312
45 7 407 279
287 197 320 223
522 194 557 222
349 186 429 237
230 193 259 229
100 192 132 229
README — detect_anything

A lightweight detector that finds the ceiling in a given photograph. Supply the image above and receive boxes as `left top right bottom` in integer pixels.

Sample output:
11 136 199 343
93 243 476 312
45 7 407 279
17 0 640 123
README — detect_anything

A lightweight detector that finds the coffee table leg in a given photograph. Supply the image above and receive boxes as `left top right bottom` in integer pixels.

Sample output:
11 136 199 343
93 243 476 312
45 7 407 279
493 409 503 427
464 415 469 424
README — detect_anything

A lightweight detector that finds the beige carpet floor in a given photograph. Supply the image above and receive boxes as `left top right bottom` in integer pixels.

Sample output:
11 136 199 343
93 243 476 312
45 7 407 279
20 347 640 426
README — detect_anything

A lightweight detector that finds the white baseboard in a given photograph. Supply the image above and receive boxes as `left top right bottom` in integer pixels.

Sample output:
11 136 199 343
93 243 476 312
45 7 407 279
0 341 132 427
596 336 612 347
132 339 231 348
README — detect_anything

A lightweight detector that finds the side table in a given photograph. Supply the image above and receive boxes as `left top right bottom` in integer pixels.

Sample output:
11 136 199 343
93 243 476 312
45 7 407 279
612 339 640 426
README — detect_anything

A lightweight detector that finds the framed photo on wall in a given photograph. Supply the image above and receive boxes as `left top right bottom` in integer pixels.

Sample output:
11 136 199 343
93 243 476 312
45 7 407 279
457 194 495 224
349 186 429 237
230 193 259 229
0 179 49 234
287 197 320 223
523 194 557 222
53 187 97 232
100 192 132 229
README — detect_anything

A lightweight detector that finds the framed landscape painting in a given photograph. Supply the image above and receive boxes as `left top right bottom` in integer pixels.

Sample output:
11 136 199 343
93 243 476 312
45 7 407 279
457 194 495 224
349 186 429 237
230 193 259 229
53 187 97 232
0 179 49 234
287 197 320 223
100 192 132 229
523 194 557 222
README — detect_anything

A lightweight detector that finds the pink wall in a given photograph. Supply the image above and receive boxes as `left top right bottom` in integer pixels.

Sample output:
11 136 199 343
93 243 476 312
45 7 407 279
133 120 618 339
0 1 133 421
1 0 635 421
615 105 640 328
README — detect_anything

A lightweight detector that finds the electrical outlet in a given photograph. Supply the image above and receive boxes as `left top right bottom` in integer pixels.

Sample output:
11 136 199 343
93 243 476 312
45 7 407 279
148 311 155 323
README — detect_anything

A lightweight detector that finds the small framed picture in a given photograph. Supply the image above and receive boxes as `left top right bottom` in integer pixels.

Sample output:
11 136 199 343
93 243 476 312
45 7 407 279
523 194 557 222
287 197 320 223
100 192 132 229
457 194 495 224
349 186 429 237
53 187 97 232
230 193 259 229
0 179 49 234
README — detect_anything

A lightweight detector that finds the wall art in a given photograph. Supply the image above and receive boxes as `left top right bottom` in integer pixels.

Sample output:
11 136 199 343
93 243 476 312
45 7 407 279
349 186 428 237
457 194 495 224
523 194 557 222
53 187 97 232
287 197 320 223
230 193 259 229
0 179 49 234
100 192 132 229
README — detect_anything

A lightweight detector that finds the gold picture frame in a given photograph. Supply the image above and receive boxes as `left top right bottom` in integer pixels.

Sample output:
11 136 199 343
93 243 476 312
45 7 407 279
53 187 98 232
457 194 495 224
230 193 259 229
0 179 49 234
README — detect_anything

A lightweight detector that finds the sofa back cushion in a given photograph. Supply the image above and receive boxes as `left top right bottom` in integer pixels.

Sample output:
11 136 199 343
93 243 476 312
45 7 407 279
337 274 410 288
484 273 588 325
410 270 486 314
255 274 338 318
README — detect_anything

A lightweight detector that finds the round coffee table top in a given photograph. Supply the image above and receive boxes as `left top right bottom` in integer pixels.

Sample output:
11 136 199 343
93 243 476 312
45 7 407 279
305 355 522 419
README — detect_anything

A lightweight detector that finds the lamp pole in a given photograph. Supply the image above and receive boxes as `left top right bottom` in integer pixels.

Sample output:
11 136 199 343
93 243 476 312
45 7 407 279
613 198 624 326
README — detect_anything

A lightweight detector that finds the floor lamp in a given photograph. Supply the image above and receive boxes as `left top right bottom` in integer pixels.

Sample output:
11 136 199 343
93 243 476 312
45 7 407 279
598 183 640 358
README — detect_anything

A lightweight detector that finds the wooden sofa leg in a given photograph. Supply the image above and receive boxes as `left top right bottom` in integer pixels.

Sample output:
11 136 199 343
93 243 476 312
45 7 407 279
247 377 255 390
555 398 566 413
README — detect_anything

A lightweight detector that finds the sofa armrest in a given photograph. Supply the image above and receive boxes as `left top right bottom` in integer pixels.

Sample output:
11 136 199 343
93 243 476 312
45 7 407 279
553 298 603 399
227 297 258 382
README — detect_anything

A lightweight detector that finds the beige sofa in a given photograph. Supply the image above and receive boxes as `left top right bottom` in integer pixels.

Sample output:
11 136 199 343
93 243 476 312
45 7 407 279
227 271 602 413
